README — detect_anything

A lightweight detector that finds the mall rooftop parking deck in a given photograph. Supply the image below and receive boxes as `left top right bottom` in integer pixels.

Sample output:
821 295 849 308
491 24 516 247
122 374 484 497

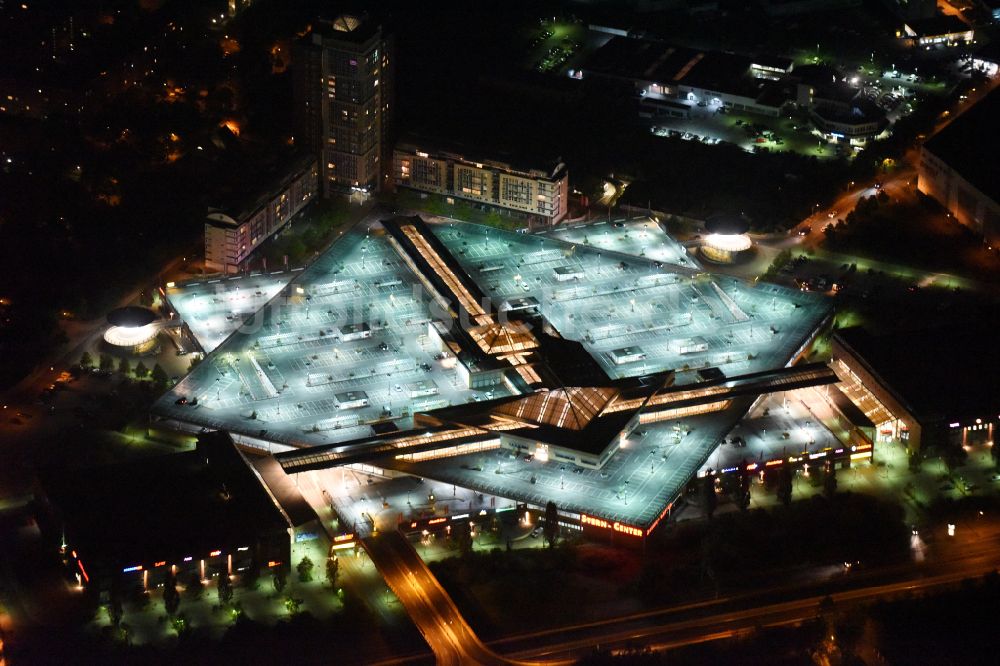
703 386 855 474
432 221 831 385
382 397 759 530
153 226 515 449
153 215 832 532
543 217 697 272
164 271 298 353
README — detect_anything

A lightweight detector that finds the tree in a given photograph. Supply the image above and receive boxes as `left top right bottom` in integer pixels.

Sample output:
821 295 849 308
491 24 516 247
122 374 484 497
189 356 202 372
326 556 339 588
99 353 114 372
703 473 717 519
777 464 793 506
296 556 315 582
943 445 968 474
823 461 838 498
217 572 233 605
163 572 180 616
79 351 94 369
134 361 149 379
186 573 204 600
284 596 301 615
454 521 473 556
150 363 168 386
242 561 260 590
737 461 752 511
992 440 1000 471
543 500 559 548
273 566 287 594
118 357 131 375
107 578 124 628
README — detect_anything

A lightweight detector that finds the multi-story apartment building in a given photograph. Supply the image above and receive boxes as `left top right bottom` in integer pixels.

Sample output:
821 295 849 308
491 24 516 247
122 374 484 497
293 15 393 196
393 142 569 227
204 155 319 274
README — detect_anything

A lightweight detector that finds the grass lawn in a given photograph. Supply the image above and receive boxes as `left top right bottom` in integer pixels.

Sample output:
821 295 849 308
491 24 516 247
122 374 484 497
392 189 527 232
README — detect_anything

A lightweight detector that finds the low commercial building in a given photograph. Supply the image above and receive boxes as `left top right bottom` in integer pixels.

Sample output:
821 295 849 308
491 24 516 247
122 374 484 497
701 213 753 264
103 306 160 356
918 88 1000 246
581 37 794 117
831 325 999 453
793 64 889 143
393 142 568 227
809 98 888 142
204 154 319 274
898 15 974 47
39 432 314 593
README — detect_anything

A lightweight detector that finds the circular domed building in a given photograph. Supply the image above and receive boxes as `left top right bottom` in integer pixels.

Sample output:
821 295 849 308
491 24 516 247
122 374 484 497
104 306 160 355
701 213 752 264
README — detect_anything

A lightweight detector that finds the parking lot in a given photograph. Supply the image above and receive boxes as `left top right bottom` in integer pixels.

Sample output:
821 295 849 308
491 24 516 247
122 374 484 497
643 63 932 159
648 103 845 158
164 271 297 353
154 216 832 527
543 217 697 271
387 396 759 528
154 226 512 448
434 220 830 385
704 386 847 473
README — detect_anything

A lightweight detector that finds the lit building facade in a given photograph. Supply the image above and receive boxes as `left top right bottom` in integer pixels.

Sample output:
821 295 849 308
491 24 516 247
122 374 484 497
917 88 1000 246
831 326 998 454
293 15 394 196
899 16 974 47
205 156 319 273
393 143 569 227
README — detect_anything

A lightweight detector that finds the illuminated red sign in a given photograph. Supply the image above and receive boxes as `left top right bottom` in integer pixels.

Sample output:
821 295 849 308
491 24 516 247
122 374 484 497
646 501 673 535
427 517 447 525
581 514 644 537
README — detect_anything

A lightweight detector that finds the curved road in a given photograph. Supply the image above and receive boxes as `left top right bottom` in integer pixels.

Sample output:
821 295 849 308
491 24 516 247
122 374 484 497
363 531 562 666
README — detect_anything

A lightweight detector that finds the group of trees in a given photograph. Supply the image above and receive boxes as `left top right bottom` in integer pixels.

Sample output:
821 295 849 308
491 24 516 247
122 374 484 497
636 492 911 606
822 192 1000 279
261 199 352 269
77 351 169 386
106 555 332 627
705 459 839 516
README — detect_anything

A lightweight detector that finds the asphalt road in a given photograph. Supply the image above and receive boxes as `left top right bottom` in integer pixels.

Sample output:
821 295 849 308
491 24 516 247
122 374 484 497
495 519 1000 661
506 557 1000 661
363 531 556 666
357 517 1000 664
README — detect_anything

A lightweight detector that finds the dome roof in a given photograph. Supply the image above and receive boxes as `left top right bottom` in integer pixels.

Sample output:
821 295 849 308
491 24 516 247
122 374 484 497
705 213 750 236
107 306 156 328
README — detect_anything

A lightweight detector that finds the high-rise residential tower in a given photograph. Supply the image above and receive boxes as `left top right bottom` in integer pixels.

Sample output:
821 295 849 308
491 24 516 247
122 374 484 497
294 15 394 196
